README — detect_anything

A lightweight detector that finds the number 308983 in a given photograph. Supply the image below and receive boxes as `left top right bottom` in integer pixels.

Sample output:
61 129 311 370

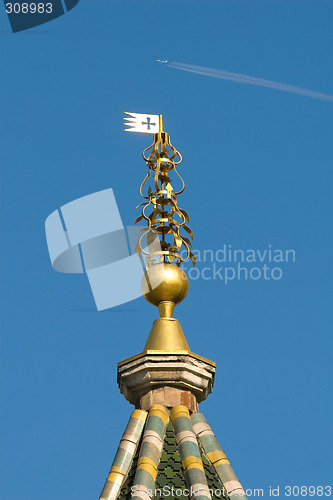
5 3 53 14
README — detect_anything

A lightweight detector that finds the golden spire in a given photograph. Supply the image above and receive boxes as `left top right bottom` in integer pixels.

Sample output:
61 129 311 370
125 113 196 352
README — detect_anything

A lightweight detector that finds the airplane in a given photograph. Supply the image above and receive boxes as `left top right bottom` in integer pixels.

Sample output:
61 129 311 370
157 59 168 64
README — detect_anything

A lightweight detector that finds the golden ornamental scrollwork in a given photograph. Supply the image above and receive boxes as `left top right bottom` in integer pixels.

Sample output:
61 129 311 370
134 130 196 268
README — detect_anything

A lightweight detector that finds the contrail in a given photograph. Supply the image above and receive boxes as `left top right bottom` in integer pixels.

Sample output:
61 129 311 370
167 62 333 103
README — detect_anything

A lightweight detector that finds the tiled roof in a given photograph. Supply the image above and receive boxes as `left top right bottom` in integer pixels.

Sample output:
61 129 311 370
118 421 228 500
100 406 247 500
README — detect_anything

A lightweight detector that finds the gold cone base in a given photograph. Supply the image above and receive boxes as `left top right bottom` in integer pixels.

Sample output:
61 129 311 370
143 317 190 352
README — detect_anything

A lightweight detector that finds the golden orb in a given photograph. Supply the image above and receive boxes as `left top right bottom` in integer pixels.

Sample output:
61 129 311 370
141 263 189 307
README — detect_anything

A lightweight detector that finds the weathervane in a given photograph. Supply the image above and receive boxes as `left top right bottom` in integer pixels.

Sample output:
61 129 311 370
124 112 196 270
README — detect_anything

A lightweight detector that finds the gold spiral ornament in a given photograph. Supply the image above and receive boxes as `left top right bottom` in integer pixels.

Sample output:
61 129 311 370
134 130 196 269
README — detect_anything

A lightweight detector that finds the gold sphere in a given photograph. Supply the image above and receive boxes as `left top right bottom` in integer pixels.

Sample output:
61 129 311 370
141 263 189 306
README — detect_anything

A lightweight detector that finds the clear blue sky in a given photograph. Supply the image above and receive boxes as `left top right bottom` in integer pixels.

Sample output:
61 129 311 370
0 1 332 499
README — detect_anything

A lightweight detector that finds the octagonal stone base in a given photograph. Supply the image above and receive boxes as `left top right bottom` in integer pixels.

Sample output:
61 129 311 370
117 351 215 410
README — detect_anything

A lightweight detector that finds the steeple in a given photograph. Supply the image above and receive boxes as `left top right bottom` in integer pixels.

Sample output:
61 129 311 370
98 114 248 500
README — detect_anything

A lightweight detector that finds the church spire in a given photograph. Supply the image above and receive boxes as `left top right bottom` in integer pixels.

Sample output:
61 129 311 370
118 113 215 411
136 117 195 350
98 114 248 500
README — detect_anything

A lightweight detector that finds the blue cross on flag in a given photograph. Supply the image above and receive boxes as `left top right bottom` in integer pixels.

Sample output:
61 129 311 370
124 112 160 133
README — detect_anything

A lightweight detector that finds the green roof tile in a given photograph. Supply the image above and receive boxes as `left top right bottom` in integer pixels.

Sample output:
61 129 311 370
118 419 228 500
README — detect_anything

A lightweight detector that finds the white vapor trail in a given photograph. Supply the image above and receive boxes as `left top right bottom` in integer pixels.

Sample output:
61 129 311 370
167 62 333 103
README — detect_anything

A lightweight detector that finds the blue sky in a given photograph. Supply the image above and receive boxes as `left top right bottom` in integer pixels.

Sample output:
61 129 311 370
0 1 332 499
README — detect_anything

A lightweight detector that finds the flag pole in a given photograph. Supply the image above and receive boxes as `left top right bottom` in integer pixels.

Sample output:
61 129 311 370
159 115 163 133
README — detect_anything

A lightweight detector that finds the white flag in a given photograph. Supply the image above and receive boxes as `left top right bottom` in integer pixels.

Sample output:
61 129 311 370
124 112 160 134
